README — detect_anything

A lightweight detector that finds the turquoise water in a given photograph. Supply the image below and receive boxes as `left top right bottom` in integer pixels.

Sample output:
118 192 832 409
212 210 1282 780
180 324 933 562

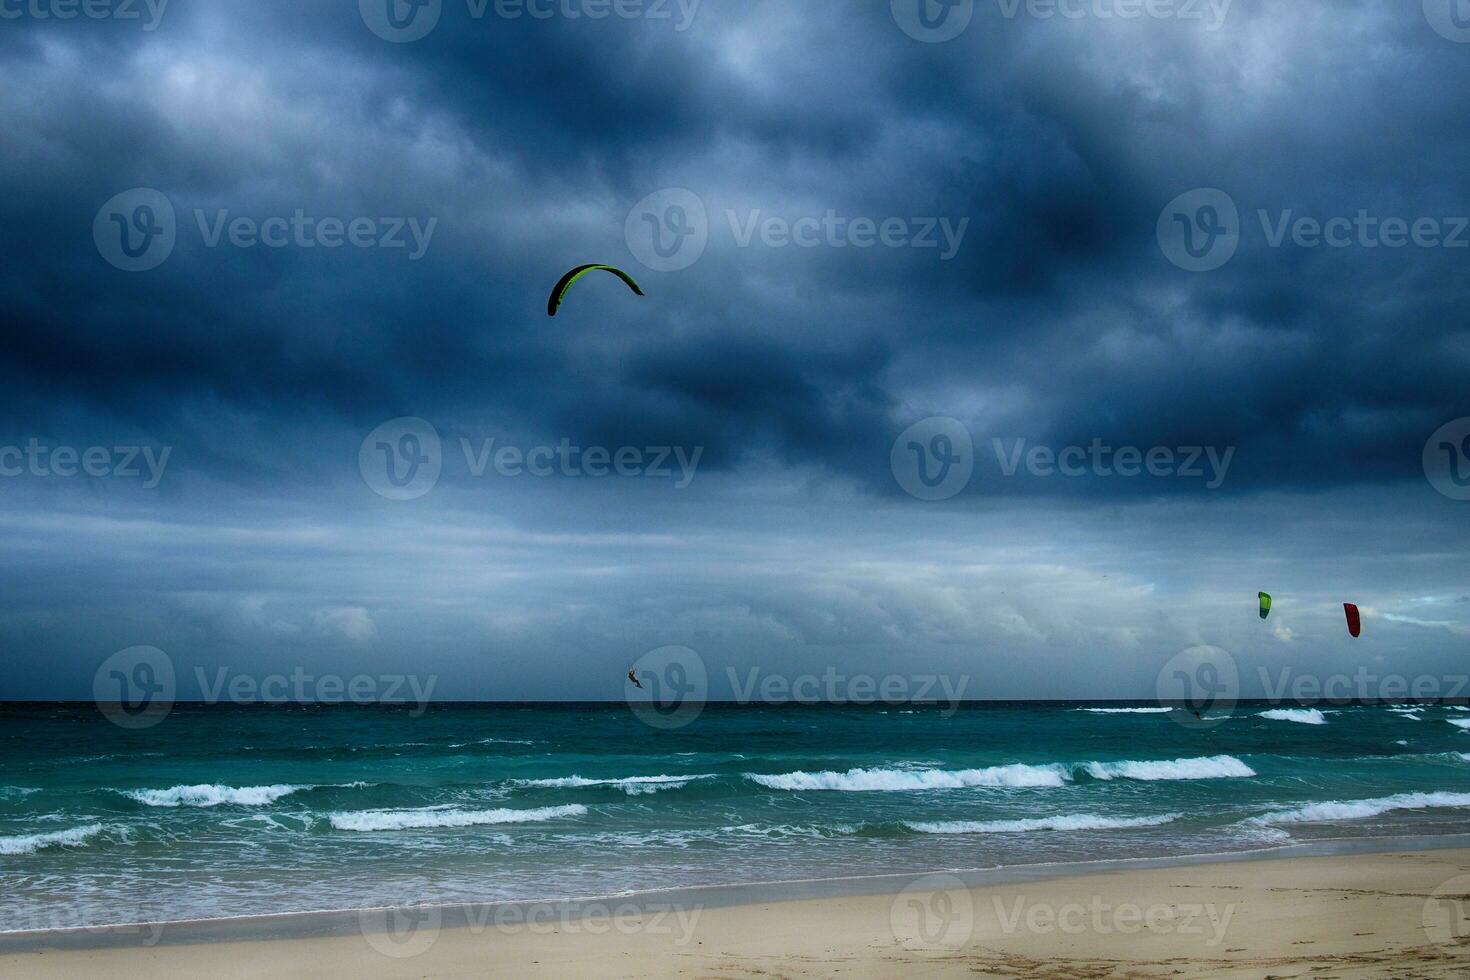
3 702 1470 931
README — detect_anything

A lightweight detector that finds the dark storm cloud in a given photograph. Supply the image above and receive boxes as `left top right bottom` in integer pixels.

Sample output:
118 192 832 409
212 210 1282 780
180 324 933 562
1 0 1469 697
2 0 1465 497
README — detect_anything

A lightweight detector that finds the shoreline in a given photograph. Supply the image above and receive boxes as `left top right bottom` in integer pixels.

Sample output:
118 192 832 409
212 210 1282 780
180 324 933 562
5 844 1468 979
6 830 1470 953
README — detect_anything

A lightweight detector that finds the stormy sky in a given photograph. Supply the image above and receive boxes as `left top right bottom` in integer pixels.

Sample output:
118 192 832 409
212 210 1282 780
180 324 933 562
2 0 1468 702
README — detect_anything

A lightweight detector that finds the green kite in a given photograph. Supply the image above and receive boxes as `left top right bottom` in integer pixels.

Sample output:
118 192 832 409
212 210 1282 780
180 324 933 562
547 264 644 317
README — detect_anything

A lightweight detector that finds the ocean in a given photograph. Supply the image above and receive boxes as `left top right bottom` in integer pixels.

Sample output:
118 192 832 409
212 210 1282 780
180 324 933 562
3 701 1470 932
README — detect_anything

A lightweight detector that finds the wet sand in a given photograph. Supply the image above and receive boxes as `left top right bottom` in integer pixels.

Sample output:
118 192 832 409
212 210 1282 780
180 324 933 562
4 846 1469 978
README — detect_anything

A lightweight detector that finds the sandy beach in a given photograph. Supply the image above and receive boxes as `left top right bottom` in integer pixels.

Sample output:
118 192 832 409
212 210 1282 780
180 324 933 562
4 846 1469 978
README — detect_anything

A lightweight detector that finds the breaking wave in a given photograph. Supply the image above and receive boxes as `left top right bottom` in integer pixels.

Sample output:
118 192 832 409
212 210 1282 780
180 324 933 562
0 824 105 855
906 813 1179 835
1253 792 1470 825
1082 755 1255 781
745 764 1069 792
330 804 587 832
512 775 714 796
121 784 313 808
1259 709 1328 725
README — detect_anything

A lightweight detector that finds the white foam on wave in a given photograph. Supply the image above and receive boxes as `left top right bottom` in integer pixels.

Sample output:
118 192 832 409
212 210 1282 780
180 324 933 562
0 787 40 800
513 774 714 796
1447 719 1470 730
1253 791 1470 825
907 812 1179 835
746 764 1070 792
330 803 587 832
749 754 1258 792
1075 707 1173 714
122 784 310 808
0 823 105 855
1083 755 1255 781
1387 708 1423 720
1258 709 1328 725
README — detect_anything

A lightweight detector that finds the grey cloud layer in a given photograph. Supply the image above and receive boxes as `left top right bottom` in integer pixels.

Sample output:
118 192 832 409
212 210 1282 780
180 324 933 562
1 0 1467 695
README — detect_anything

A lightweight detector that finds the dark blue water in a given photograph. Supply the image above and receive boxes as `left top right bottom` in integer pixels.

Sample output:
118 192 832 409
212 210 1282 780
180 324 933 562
3 702 1469 930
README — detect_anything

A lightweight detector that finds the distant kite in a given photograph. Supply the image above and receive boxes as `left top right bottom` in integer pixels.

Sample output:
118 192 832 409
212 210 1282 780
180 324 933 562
1258 592 1272 620
547 264 644 316
1344 603 1362 638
